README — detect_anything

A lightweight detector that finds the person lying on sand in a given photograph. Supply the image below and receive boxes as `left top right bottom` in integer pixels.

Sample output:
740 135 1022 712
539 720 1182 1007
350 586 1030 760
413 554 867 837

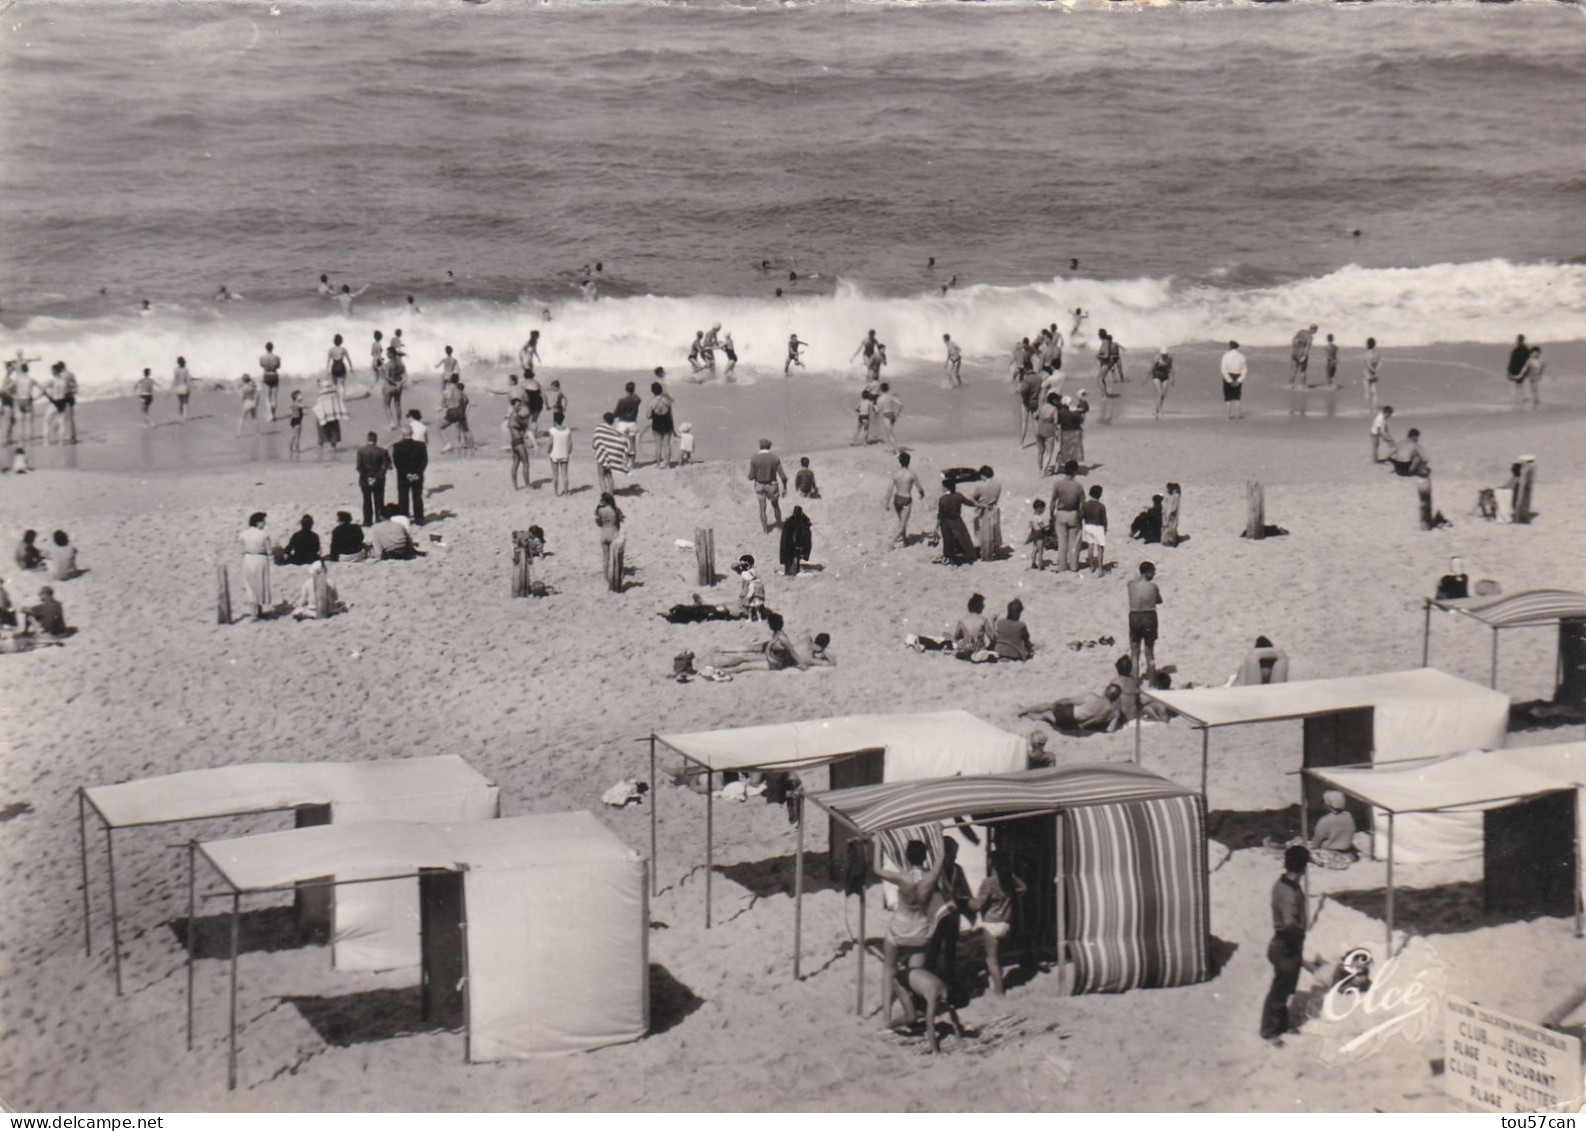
1018 684 1123 733
661 594 747 624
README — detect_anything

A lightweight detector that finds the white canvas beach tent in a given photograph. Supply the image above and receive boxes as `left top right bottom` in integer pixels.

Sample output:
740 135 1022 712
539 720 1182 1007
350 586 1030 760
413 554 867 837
79 756 500 989
194 812 649 1089
1138 668 1509 862
646 710 1030 925
1305 742 1586 954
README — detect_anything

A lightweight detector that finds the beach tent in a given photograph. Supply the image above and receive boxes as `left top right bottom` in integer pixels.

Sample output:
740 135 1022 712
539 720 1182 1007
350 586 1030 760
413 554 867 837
195 812 648 1089
802 764 1208 1008
80 757 499 989
1137 669 1508 846
1421 588 1586 705
648 711 1029 925
1304 743 1586 954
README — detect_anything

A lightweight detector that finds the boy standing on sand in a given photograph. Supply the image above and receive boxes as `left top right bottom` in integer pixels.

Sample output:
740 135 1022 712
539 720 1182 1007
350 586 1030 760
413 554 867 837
1370 405 1394 463
1127 561 1163 677
886 452 925 549
1220 341 1247 420
134 369 157 427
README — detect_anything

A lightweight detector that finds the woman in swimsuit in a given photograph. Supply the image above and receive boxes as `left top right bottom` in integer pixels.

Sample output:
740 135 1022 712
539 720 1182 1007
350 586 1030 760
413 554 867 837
1151 348 1175 420
236 375 260 437
172 356 192 421
875 838 947 1028
595 492 625 590
326 334 353 391
647 381 675 469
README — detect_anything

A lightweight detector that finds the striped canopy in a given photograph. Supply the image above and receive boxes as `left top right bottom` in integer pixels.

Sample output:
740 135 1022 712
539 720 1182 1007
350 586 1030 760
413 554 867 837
591 423 632 472
807 763 1195 835
1432 588 1586 629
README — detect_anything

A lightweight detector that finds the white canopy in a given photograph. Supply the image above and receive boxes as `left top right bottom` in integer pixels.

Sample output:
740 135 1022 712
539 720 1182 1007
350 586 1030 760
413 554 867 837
1310 744 1586 815
83 757 499 973
656 710 1028 778
202 813 648 1062
1145 668 1507 735
85 756 497 829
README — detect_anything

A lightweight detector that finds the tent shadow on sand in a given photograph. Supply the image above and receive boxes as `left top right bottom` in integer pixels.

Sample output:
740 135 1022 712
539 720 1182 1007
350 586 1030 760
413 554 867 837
282 965 702 1047
715 850 843 899
1206 805 1301 851
1326 880 1556 938
166 905 321 960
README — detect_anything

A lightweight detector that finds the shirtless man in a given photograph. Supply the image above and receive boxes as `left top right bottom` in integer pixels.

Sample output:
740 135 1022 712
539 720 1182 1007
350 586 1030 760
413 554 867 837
852 329 882 374
316 274 334 297
371 330 387 388
258 341 283 420
1290 324 1318 388
1127 560 1163 677
943 334 963 387
874 383 903 452
885 452 925 549
518 330 541 376
785 335 806 376
379 346 407 430
1018 685 1122 732
332 283 369 316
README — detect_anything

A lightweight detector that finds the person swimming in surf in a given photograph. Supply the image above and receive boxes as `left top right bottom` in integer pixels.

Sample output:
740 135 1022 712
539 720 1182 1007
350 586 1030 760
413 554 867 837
333 283 369 315
786 335 807 376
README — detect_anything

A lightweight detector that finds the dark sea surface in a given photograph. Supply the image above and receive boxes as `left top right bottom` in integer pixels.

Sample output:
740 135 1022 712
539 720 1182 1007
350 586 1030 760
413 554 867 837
1 0 1582 391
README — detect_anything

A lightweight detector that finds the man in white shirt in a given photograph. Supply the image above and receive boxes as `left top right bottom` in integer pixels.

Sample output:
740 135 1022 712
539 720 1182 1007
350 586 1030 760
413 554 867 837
1220 340 1247 420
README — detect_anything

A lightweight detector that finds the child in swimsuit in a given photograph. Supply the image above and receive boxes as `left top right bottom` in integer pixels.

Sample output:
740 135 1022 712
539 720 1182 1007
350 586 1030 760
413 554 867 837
288 391 305 456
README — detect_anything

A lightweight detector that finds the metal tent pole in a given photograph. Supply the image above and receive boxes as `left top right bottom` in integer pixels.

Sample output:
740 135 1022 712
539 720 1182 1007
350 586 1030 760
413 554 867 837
649 737 659 896
1385 812 1396 958
855 880 866 1017
1490 630 1499 690
705 770 714 929
460 874 472 1065
1132 709 1142 764
227 893 240 1091
1421 600 1432 667
186 843 197 1052
105 826 123 996
793 802 806 979
1574 793 1583 940
78 790 91 957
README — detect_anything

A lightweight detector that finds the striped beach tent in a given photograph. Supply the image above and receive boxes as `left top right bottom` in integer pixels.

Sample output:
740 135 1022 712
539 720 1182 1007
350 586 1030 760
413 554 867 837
805 764 1209 997
591 422 632 472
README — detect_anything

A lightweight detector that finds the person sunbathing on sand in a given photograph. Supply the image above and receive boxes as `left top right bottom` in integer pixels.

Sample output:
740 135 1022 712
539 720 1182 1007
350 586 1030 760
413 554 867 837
1018 684 1123 733
706 611 796 675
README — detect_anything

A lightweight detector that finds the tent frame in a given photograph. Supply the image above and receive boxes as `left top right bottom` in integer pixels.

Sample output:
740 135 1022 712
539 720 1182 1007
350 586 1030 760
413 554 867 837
190 849 474 1092
798 787 1205 1015
1300 761 1585 958
1421 597 1568 691
648 732 885 929
77 788 323 996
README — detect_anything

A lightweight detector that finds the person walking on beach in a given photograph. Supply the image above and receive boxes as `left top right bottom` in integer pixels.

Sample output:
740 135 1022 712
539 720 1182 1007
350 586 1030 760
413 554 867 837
323 333 353 394
749 438 788 532
379 345 406 430
1049 460 1084 572
548 411 573 496
785 334 807 375
134 368 158 427
392 423 428 523
592 412 630 496
648 381 676 468
595 492 626 591
613 381 642 461
943 334 963 387
1150 348 1174 419
1261 846 1313 1045
1290 325 1317 388
874 383 903 452
1517 346 1544 409
1505 334 1529 385
1127 560 1162 677
519 331 541 377
1080 483 1107 574
173 357 192 421
259 342 283 420
370 328 386 387
236 374 260 437
356 431 391 526
1323 334 1339 387
1363 337 1382 410
852 329 882 375
886 452 925 549
1220 341 1247 420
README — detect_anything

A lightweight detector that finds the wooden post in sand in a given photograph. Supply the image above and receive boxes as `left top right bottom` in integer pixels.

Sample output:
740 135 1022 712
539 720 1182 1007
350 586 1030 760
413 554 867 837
1244 481 1266 540
695 528 716 586
608 542 626 595
216 564 232 625
511 532 532 598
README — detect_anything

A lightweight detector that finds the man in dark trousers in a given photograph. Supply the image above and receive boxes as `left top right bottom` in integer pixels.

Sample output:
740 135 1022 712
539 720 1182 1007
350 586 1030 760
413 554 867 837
356 431 391 527
1261 845 1315 1045
392 423 428 523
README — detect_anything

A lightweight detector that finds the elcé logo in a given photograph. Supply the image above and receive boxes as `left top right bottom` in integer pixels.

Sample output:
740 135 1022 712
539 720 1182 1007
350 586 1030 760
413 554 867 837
1313 941 1451 1065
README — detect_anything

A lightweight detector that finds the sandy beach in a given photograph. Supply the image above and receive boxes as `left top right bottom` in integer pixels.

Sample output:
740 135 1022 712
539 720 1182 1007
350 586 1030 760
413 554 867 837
2 338 1583 1111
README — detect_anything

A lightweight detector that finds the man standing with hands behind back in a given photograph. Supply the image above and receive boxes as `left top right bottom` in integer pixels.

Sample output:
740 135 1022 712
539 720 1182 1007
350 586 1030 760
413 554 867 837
392 423 429 524
356 430 391 527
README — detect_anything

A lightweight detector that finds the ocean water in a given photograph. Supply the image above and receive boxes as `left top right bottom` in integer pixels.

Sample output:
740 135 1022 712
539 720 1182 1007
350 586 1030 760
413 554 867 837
1 0 1582 394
